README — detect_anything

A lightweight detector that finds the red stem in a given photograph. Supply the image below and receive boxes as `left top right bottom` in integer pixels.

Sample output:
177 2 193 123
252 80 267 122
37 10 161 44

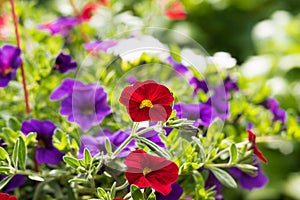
9 0 30 114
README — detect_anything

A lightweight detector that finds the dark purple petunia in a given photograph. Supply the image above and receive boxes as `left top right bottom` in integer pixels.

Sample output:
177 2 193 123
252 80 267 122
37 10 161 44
224 76 239 92
53 53 77 73
205 171 223 200
0 45 22 87
84 40 118 52
21 119 64 165
189 77 209 96
50 78 111 131
261 98 286 123
229 162 268 190
156 183 183 200
174 103 212 126
0 174 26 193
166 56 189 74
38 17 80 36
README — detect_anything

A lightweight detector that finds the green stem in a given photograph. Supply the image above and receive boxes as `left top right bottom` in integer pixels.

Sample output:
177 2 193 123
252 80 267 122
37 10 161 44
205 163 232 168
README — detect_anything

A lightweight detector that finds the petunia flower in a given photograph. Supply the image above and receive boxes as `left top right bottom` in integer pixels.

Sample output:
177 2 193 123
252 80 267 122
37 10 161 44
174 103 212 126
0 45 22 87
84 40 118 52
0 137 7 147
261 98 286 124
155 183 183 200
21 119 64 165
247 130 267 163
229 159 268 190
38 17 80 36
189 77 209 96
166 56 189 74
0 14 10 40
124 149 179 195
53 53 77 73
164 2 187 20
224 76 239 92
0 193 18 200
127 75 137 84
80 2 99 21
0 175 26 193
50 78 111 131
119 80 174 122
99 0 109 6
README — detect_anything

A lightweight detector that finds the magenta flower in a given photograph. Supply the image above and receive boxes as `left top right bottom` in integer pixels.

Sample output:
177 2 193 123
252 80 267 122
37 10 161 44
21 119 64 165
53 53 77 73
50 79 111 131
0 45 22 87
0 175 26 193
84 40 118 52
38 17 80 36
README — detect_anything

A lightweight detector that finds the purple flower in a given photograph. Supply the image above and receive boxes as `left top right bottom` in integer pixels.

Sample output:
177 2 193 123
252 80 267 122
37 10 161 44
53 53 77 73
156 183 183 200
84 40 118 52
21 119 64 165
78 129 135 158
0 45 22 87
224 76 239 92
189 77 209 96
38 17 80 36
229 163 268 190
174 103 212 126
262 98 286 123
0 175 26 192
166 56 189 74
205 171 223 200
0 138 7 147
50 79 111 131
127 75 137 84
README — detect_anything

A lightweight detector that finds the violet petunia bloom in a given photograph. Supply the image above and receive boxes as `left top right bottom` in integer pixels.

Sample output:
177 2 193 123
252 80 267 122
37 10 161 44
261 98 286 123
84 40 118 52
127 75 137 84
50 78 111 131
166 56 189 74
0 174 26 193
0 138 7 147
156 183 183 200
189 77 209 96
78 129 135 159
53 53 77 73
0 45 22 87
224 76 239 92
21 119 64 165
38 17 80 36
174 103 212 126
229 162 268 190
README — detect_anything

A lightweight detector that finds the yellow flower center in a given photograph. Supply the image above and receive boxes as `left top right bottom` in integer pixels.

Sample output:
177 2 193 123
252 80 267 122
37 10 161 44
143 167 152 176
139 99 153 109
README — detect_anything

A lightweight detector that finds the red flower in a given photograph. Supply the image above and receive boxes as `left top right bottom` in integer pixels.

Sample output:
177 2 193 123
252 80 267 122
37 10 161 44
247 130 267 163
0 193 18 200
99 0 109 6
81 2 99 21
0 14 9 40
124 149 179 195
119 80 174 122
164 2 187 20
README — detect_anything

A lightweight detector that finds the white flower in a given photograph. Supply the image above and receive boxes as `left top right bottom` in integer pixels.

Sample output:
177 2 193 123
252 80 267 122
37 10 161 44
210 51 237 69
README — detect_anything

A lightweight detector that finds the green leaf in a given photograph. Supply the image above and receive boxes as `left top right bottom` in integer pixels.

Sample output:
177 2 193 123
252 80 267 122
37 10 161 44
12 138 19 169
18 136 27 170
147 193 156 200
207 118 223 138
229 144 238 164
53 129 69 151
137 137 170 159
2 127 18 145
68 178 87 183
0 147 8 160
130 185 144 200
97 187 108 199
7 117 21 130
105 137 112 155
25 132 37 146
63 156 80 169
110 181 116 199
0 175 14 190
84 148 93 167
29 175 45 182
210 167 237 188
0 166 11 173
